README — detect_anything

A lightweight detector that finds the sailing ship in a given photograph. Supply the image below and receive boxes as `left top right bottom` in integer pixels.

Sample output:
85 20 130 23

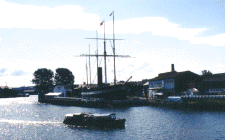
81 82 130 100
80 12 131 100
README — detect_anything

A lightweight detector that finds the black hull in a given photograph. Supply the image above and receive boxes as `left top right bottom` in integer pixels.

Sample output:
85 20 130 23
63 118 126 129
63 113 126 129
82 85 129 100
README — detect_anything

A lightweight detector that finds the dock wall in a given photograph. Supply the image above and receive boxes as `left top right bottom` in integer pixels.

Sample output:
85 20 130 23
42 97 150 108
40 95 225 111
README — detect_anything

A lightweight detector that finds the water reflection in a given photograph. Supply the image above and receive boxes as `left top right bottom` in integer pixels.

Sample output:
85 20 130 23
65 125 125 131
0 95 225 139
0 119 61 125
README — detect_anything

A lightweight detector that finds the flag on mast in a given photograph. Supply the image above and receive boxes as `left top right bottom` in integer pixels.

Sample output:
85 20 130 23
109 11 114 16
100 20 104 26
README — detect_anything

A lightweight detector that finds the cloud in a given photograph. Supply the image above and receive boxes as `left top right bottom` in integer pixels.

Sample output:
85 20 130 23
0 68 7 76
190 33 225 46
0 68 6 73
11 70 26 76
138 62 150 70
0 0 100 30
0 0 224 46
112 17 225 46
112 17 207 37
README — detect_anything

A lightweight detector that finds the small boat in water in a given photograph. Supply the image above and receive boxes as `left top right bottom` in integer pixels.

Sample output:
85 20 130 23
63 112 126 128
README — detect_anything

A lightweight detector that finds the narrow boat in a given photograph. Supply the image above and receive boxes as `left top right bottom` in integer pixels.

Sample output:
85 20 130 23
63 112 126 128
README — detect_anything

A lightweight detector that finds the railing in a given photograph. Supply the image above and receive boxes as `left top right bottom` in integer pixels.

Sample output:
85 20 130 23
181 95 225 101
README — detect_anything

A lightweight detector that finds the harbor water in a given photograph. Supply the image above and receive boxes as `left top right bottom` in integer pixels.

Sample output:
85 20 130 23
1 95 225 139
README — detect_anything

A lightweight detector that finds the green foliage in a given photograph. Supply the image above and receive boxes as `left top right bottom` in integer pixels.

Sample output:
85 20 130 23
198 70 213 94
55 68 75 86
0 87 18 98
198 81 205 95
201 70 212 77
32 68 54 93
175 77 188 94
32 68 75 94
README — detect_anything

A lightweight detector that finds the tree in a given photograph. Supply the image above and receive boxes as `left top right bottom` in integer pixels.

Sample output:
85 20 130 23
198 70 213 94
0 87 18 98
32 68 54 93
202 70 212 77
175 77 188 95
55 68 75 86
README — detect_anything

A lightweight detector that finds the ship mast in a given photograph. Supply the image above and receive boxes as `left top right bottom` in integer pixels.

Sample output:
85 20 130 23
111 11 116 85
82 13 130 85
89 44 91 85
86 53 88 86
103 20 107 84
96 30 98 68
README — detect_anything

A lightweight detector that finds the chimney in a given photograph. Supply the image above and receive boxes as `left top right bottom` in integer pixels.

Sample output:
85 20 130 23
171 64 175 72
97 67 103 87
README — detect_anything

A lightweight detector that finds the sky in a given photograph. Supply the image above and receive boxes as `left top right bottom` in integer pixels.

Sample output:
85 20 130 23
0 0 225 87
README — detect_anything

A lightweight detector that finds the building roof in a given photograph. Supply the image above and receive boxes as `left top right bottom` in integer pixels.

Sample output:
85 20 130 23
143 81 149 86
65 114 73 117
204 73 225 82
89 113 115 117
150 71 198 81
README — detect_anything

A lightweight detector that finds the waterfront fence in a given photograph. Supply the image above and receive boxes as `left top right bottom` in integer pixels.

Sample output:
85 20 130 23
181 95 225 101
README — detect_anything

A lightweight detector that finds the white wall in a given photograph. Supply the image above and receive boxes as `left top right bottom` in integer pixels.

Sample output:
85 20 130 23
149 80 164 88
148 89 155 98
53 86 72 97
149 79 174 90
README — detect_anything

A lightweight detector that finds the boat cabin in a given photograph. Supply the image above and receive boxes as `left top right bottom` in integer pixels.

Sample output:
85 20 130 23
89 113 116 119
63 112 125 128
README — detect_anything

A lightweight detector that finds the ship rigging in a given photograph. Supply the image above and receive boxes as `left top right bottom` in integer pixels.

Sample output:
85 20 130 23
81 11 130 86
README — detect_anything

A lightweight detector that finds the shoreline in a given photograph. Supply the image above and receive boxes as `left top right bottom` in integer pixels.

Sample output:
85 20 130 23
38 95 225 111
40 97 150 108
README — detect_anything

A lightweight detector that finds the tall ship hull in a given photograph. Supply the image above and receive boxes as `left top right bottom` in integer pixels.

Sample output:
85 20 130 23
81 84 129 100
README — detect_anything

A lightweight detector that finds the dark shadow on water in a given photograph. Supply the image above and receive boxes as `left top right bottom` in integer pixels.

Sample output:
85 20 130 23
64 124 125 131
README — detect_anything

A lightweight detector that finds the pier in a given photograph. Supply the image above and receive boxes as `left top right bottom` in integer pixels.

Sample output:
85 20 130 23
42 96 150 108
